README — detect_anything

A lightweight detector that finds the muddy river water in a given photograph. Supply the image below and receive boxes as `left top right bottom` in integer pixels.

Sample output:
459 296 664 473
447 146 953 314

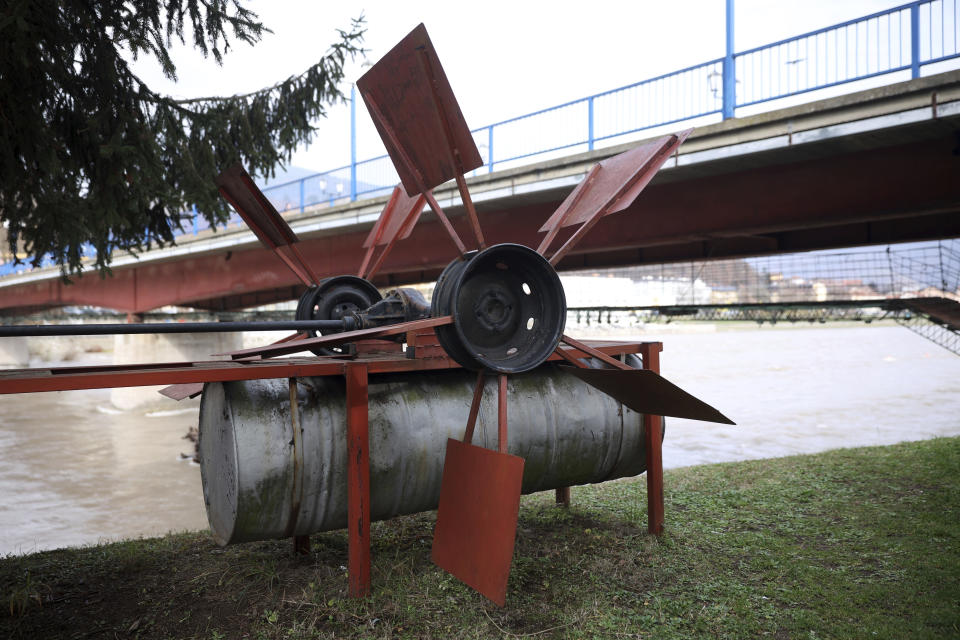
1 324 958 555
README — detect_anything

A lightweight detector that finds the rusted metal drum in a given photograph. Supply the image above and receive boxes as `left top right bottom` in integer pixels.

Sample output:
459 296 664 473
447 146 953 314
199 358 655 545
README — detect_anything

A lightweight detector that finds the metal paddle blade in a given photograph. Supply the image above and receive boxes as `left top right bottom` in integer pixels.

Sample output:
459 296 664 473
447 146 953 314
538 130 692 233
158 382 204 401
362 186 427 248
356 24 483 196
216 164 299 249
559 365 735 425
431 438 524 607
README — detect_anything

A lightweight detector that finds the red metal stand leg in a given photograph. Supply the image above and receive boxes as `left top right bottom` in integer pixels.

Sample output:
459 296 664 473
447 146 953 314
639 343 665 536
346 364 371 597
555 487 571 507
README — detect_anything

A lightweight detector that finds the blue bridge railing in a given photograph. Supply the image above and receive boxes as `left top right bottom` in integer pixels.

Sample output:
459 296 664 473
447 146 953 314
2 0 958 277
258 0 957 210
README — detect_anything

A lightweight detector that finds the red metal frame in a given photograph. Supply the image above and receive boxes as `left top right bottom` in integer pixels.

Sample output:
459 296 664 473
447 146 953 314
216 164 319 286
356 23 490 257
639 342 665 536
346 363 372 597
221 316 454 361
552 337 667 534
415 49 485 250
355 24 482 193
0 337 669 599
0 340 643 395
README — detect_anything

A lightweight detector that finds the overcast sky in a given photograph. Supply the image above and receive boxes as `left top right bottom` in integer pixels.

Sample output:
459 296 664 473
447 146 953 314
130 1 922 171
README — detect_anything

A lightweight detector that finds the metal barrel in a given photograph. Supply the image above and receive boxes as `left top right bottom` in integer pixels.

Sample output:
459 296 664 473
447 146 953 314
198 357 655 545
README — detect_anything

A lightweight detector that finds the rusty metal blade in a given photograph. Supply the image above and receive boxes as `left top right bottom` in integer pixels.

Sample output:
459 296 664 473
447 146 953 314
215 316 453 360
362 186 427 248
158 382 204 400
362 186 400 250
216 164 299 248
396 195 429 241
431 438 524 607
356 24 482 196
538 130 692 233
559 365 735 425
216 164 319 285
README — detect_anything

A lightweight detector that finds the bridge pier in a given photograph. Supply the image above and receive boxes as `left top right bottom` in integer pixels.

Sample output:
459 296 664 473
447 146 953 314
0 338 29 369
110 332 242 410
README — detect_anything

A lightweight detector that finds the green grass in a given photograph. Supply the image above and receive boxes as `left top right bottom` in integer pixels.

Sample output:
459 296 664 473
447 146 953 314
2 437 958 639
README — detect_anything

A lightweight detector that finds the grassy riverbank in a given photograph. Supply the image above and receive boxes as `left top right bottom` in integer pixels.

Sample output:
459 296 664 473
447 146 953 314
3 437 958 639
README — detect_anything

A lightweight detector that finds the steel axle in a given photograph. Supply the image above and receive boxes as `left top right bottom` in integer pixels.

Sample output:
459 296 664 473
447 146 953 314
0 319 355 338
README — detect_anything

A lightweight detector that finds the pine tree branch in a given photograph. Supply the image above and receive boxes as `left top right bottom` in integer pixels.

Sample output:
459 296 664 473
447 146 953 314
0 1 365 278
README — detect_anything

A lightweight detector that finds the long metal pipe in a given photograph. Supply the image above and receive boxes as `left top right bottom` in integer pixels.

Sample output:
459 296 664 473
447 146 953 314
0 319 352 337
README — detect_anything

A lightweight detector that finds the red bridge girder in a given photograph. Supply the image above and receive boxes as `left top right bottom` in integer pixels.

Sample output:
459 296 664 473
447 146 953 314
2 135 958 315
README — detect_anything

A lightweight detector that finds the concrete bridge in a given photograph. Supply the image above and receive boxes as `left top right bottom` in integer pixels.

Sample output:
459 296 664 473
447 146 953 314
1 71 959 316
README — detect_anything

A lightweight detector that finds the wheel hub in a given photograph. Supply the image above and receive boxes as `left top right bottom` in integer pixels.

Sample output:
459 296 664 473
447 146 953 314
431 244 566 374
473 287 516 333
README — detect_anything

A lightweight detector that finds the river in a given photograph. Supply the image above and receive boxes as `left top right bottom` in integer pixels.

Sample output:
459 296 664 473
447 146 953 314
1 323 958 555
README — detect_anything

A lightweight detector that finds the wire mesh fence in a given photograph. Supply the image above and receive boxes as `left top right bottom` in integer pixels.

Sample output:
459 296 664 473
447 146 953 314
565 239 960 310
564 240 960 355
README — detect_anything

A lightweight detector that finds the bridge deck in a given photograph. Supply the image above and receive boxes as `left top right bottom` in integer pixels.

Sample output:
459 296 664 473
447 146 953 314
2 71 959 315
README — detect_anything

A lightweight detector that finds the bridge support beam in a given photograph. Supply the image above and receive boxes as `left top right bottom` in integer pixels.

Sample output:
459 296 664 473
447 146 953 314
0 338 29 369
109 332 242 410
2 73 959 316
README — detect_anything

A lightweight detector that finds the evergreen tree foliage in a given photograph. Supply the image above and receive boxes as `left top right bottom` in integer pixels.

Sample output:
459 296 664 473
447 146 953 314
0 1 364 275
